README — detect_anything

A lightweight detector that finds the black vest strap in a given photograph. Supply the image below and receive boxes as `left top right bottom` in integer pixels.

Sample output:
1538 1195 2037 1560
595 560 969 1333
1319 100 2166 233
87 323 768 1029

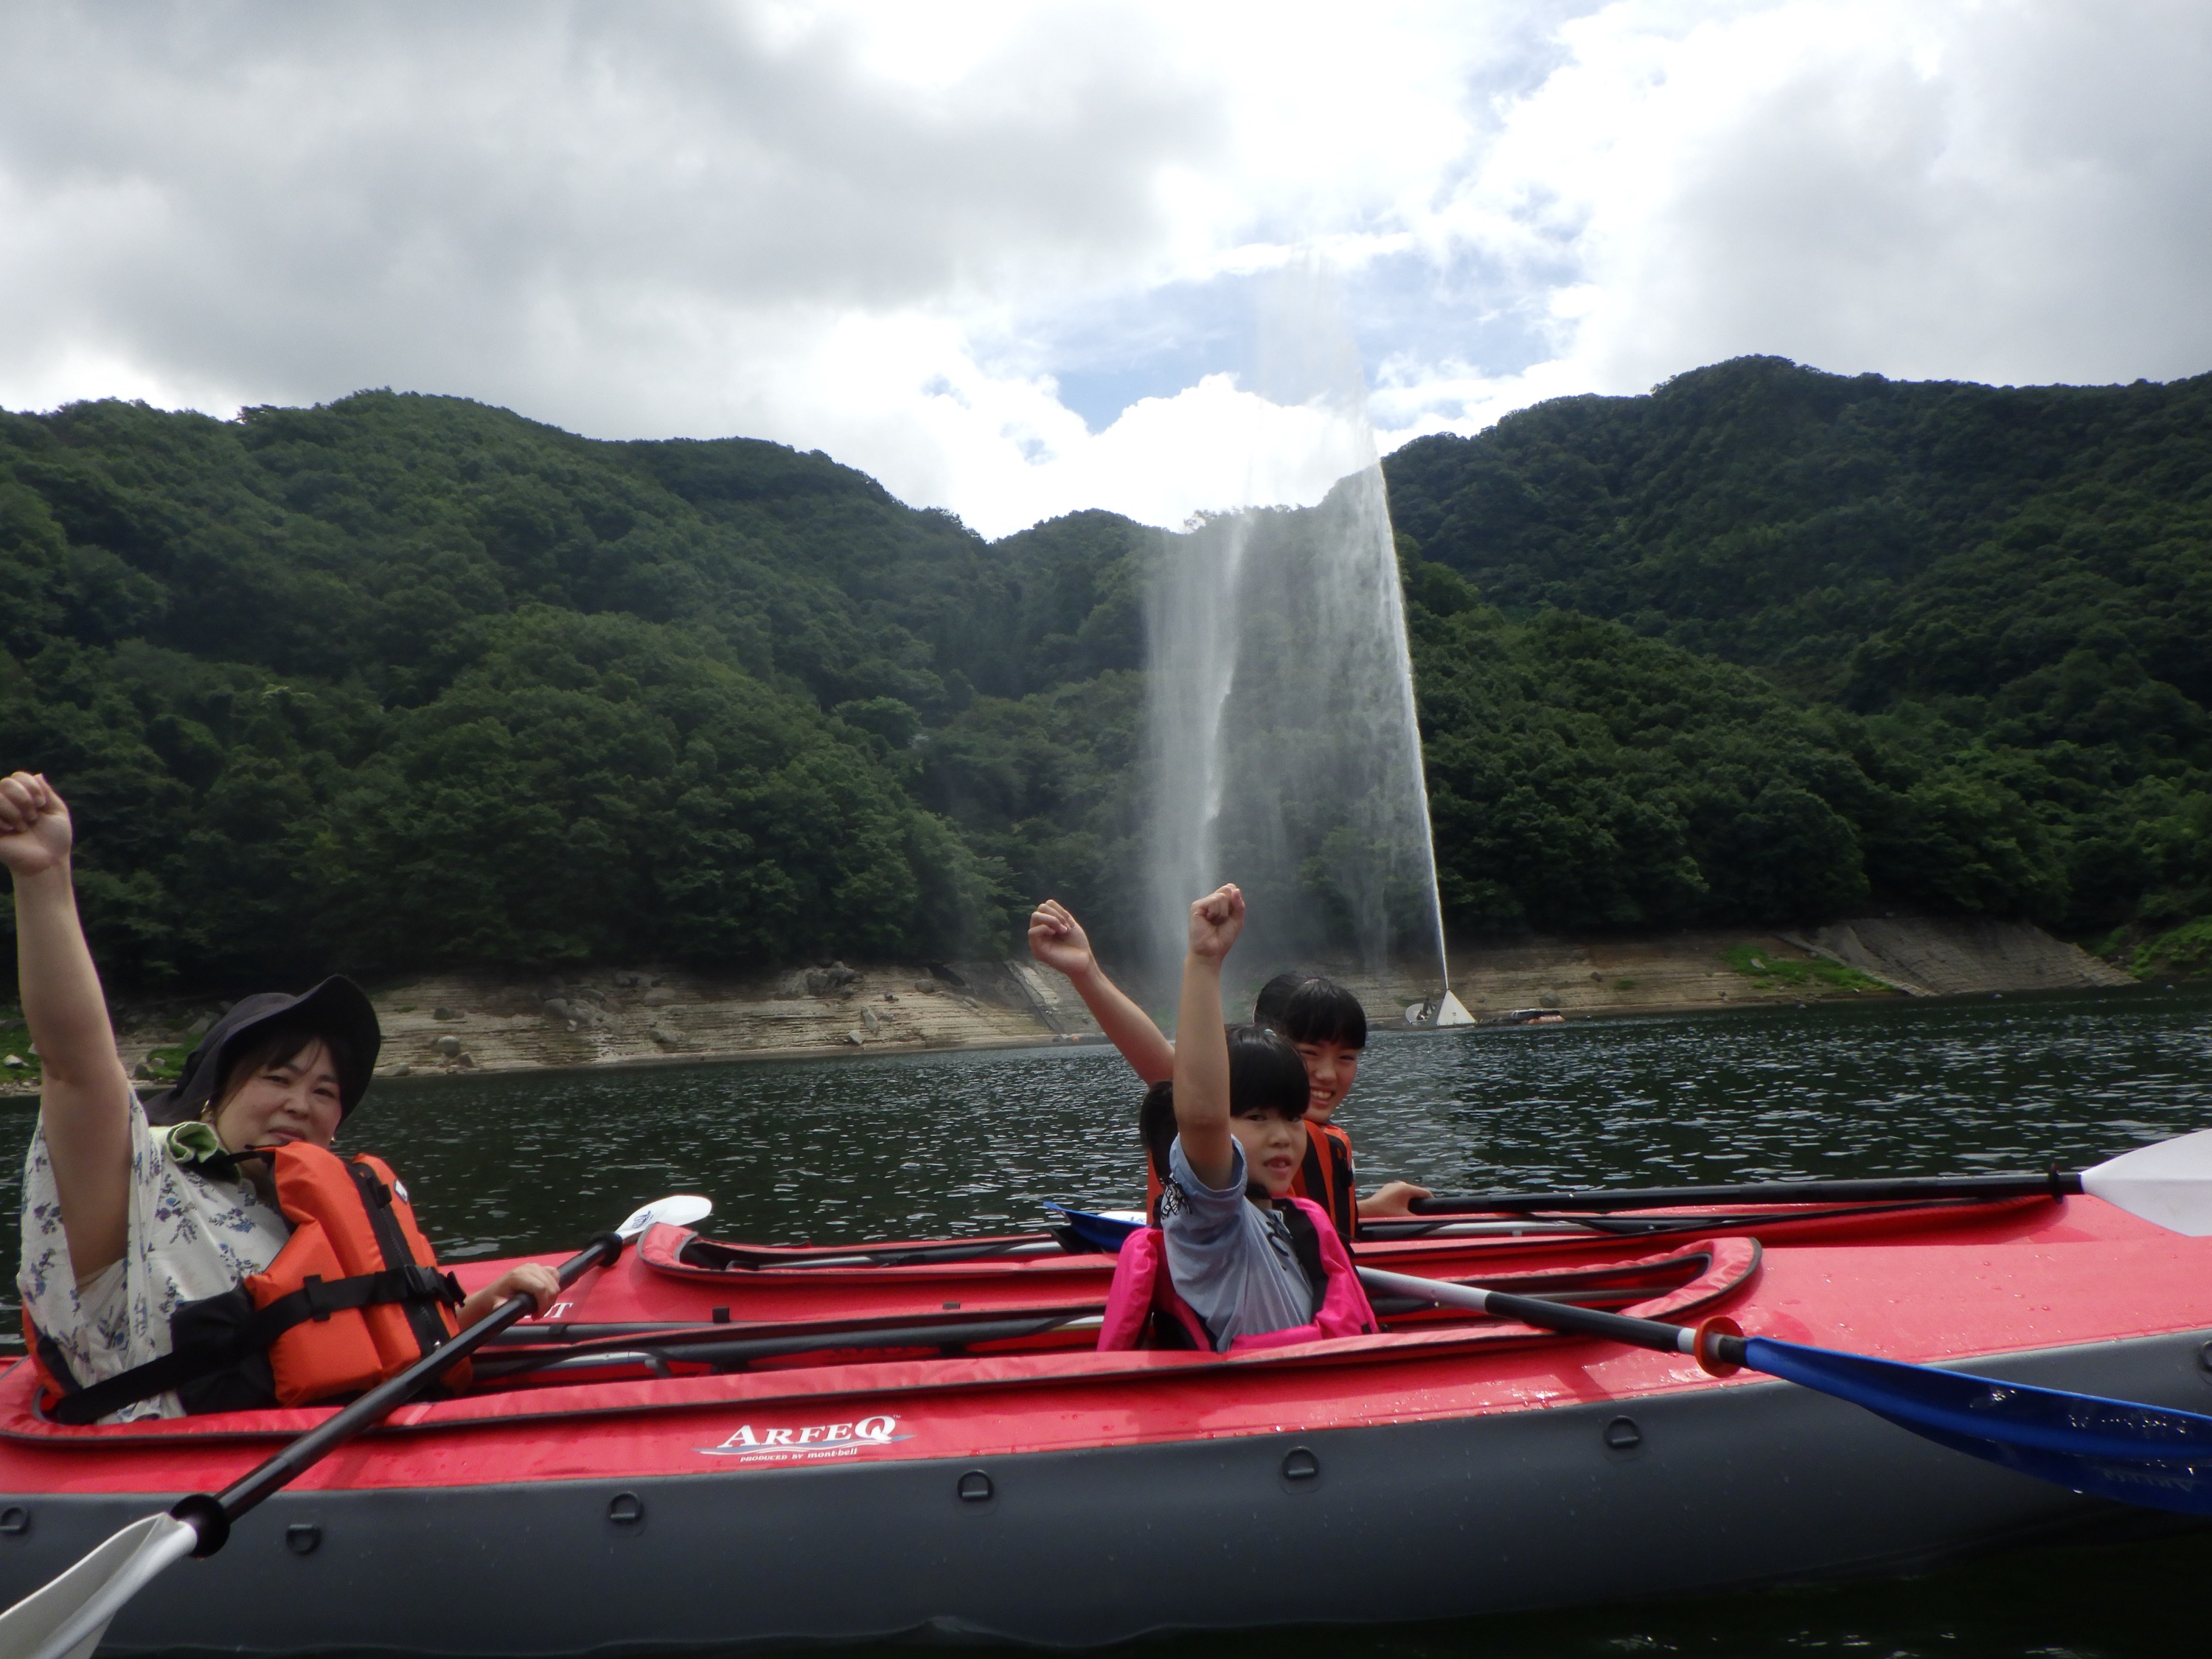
33 1329 83 1397
47 1265 462 1427
1275 1202 1330 1314
350 1161 456 1359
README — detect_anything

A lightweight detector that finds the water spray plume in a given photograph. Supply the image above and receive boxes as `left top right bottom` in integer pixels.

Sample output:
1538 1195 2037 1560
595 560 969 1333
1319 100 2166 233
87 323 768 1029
1142 260 1464 1023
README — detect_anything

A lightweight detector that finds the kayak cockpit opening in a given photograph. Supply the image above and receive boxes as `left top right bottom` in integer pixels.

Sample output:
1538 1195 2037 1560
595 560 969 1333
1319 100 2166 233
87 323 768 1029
3 1235 1761 1428
452 1239 1752 1388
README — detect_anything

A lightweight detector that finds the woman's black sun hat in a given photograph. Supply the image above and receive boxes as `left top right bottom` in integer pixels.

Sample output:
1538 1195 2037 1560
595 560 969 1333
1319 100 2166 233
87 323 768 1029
142 976 382 1127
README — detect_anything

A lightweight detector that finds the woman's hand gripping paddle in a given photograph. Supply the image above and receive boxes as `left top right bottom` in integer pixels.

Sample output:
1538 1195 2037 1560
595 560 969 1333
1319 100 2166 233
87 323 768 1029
1408 1124 2212 1232
0 1194 712 1659
1358 1262 2212 1519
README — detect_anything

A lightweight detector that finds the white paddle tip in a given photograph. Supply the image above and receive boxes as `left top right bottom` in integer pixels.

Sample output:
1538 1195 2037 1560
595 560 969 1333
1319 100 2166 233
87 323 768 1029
0 1512 197 1659
616 1194 713 1239
2081 1128 2212 1236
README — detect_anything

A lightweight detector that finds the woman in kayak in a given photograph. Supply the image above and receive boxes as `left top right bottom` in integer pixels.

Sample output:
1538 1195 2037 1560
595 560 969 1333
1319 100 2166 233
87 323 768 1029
2 769 555 1422
1027 897 1430 1234
1098 884 1378 1352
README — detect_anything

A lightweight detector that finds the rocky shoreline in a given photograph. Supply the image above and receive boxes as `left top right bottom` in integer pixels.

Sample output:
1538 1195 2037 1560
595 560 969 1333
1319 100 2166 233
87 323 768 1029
0 917 2140 1097
1430 914 2133 1020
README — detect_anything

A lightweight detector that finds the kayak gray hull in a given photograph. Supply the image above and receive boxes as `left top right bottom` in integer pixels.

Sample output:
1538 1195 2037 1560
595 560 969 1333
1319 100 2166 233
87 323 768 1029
4 1329 2208 1653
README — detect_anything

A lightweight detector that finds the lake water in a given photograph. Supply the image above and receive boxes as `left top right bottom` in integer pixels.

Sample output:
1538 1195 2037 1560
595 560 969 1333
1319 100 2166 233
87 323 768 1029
5 984 2211 1657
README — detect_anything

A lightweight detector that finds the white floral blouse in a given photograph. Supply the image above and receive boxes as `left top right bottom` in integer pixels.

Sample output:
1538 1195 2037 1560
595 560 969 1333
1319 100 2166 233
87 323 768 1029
17 1095 288 1422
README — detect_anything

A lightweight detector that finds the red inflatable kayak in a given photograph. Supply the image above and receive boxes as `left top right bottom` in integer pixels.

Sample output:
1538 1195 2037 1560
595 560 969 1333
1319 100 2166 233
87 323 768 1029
2 1189 2209 1652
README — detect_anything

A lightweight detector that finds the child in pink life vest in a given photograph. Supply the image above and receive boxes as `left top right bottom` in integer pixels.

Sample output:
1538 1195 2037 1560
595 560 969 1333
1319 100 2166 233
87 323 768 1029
1099 885 1377 1352
1028 897 1430 1237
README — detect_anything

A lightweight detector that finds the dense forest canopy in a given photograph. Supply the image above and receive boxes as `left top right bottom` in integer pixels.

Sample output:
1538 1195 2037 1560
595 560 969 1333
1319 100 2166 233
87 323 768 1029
1391 358 2211 965
1 356 2205 990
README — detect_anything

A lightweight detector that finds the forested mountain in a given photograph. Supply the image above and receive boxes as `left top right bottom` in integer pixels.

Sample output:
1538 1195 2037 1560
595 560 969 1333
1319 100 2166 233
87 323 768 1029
1391 358 2211 968
0 394 1139 983
1 358 2206 990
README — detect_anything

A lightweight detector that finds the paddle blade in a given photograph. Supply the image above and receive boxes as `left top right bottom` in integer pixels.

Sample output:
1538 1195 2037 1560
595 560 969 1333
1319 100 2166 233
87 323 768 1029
0 1512 198 1659
1043 1205 1144 1253
616 1194 712 1240
1745 1336 2212 1516
2080 1128 2212 1236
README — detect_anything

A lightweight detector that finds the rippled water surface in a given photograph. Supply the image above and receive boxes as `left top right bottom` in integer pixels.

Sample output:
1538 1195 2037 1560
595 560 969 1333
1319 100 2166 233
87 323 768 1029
5 985 2211 1657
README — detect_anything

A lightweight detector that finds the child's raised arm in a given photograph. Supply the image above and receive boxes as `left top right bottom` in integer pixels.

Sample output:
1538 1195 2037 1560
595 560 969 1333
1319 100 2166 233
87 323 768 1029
1 772 133 1280
1026 898 1175 1083
1170 883 1243 1190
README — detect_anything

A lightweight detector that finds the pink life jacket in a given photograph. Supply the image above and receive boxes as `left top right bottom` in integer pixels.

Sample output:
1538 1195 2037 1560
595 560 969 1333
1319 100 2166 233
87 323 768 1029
1098 1194 1379 1352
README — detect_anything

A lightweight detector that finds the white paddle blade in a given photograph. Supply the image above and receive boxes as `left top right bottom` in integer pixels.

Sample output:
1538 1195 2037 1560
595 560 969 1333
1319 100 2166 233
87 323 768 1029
2081 1128 2212 1236
617 1194 712 1240
0 1512 196 1659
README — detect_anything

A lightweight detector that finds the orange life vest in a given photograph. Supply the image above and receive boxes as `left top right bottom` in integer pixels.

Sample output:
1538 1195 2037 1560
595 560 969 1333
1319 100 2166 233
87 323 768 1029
33 1142 465 1425
1297 1120 1357 1242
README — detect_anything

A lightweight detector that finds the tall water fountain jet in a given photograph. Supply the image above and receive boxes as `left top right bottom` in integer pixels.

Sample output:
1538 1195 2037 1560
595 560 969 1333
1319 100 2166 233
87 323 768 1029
1141 266 1470 1025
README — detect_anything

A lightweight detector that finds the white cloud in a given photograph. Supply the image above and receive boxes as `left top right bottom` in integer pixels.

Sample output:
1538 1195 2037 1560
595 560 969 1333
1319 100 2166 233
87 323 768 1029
1381 0 2212 447
1 1 2208 536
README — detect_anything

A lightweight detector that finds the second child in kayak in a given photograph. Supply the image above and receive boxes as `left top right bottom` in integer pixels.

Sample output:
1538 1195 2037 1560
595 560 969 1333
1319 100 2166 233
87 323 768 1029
1096 883 1380 1352
1027 897 1429 1236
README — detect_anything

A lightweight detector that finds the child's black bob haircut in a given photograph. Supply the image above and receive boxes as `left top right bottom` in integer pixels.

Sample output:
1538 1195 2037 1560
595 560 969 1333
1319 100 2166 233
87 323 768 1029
1253 972 1368 1051
1139 1023 1310 1180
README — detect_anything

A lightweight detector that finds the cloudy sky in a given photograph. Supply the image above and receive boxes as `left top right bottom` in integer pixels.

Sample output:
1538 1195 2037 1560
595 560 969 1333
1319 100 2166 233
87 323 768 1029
3 1 2208 538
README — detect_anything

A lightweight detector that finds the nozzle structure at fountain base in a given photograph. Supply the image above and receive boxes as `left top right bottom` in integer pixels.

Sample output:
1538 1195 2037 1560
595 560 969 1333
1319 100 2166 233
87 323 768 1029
1401 990 1475 1029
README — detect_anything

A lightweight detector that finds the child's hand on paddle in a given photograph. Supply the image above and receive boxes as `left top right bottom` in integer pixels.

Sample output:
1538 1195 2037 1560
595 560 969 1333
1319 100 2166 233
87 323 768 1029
0 771 71 880
1028 900 1096 981
1360 1180 1434 1218
1186 883 1245 964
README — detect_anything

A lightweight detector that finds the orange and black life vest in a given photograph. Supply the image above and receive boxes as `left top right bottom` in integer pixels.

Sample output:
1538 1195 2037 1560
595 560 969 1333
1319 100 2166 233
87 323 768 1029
1296 1120 1358 1243
1141 1118 1359 1245
35 1142 465 1425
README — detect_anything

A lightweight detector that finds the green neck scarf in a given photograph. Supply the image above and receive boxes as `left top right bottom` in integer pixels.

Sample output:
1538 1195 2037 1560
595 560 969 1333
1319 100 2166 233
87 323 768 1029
156 1119 240 1173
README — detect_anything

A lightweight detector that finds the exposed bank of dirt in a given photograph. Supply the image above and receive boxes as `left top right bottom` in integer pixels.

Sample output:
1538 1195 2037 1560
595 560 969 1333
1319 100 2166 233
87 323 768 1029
1428 915 2131 1023
1793 917 2138 998
0 917 2140 1096
1 959 1110 1095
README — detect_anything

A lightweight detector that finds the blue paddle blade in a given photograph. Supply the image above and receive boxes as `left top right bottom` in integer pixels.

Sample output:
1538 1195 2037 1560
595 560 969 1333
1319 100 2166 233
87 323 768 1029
1043 1204 1144 1253
1745 1336 2212 1516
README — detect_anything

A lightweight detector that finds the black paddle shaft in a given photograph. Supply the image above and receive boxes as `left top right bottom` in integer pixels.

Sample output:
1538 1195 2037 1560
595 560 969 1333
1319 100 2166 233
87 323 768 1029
170 1231 625 1555
1409 1169 2084 1217
1359 1269 1753 1373
1476 1287 1744 1367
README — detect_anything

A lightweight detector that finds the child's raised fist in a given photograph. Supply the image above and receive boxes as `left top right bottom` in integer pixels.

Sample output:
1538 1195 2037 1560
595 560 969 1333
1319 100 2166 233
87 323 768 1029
1186 883 1245 962
1028 899 1097 980
0 772 71 880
